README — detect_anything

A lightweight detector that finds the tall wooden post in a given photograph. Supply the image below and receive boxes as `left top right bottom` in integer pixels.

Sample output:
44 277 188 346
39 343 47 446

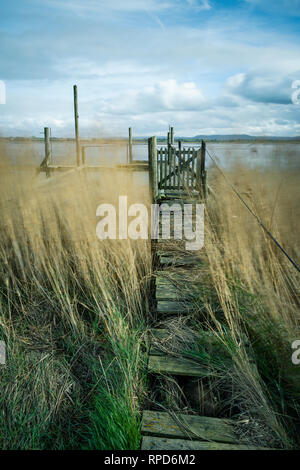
170 126 174 145
200 140 207 199
148 136 158 201
197 140 207 198
44 127 51 177
178 140 182 151
73 85 80 167
128 127 133 164
167 131 171 164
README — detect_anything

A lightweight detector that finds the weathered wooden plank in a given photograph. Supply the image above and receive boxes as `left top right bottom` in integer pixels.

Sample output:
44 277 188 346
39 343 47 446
148 355 209 377
156 275 198 300
142 410 238 444
141 436 267 451
149 328 182 356
157 300 194 314
159 253 201 267
156 282 181 300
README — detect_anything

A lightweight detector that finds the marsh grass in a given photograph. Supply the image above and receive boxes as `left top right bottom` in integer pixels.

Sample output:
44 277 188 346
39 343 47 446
1 152 300 450
0 162 151 449
149 165 300 448
190 166 300 448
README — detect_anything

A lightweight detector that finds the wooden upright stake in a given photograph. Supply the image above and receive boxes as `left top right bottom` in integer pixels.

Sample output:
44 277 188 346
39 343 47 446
44 127 51 177
148 136 158 201
81 146 86 165
129 127 133 164
170 126 174 145
73 85 80 167
196 149 201 194
167 132 171 164
200 140 207 199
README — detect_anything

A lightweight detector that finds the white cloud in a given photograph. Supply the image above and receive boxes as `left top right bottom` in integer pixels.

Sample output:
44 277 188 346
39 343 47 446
226 70 300 104
135 80 205 112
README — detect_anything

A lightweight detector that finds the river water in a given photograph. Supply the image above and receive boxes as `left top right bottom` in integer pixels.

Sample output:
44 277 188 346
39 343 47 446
2 140 300 171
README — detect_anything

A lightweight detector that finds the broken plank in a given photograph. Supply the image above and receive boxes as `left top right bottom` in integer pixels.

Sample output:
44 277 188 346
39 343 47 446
141 436 268 451
156 283 181 300
157 300 195 314
148 355 209 377
159 254 201 267
142 410 238 444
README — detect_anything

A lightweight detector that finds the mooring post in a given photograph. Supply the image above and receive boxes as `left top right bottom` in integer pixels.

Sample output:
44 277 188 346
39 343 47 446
73 85 80 167
148 136 158 201
81 146 86 165
128 127 133 164
44 127 51 177
178 140 182 151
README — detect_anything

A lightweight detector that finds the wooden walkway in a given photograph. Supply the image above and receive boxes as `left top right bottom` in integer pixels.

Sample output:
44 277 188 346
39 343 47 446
141 139 266 450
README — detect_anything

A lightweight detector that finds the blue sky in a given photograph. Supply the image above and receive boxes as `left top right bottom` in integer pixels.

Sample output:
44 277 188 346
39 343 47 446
0 0 300 137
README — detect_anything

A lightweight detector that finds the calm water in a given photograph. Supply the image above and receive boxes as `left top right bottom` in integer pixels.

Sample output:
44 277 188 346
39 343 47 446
2 140 300 171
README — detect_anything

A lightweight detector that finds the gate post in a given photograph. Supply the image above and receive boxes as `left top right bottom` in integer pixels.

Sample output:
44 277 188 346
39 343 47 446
196 140 207 198
167 131 171 164
170 126 174 145
201 140 207 199
148 136 158 201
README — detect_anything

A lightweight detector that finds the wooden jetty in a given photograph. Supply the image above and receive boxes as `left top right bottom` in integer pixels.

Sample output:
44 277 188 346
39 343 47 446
141 136 266 451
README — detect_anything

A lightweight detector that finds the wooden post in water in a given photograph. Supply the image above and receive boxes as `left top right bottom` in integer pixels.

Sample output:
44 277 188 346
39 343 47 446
178 140 182 152
148 136 158 201
44 127 51 177
81 146 86 165
73 85 80 167
128 127 133 164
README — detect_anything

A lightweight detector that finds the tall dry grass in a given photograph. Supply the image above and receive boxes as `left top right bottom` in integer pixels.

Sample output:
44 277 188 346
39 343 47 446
150 164 300 448
0 161 151 449
195 164 300 447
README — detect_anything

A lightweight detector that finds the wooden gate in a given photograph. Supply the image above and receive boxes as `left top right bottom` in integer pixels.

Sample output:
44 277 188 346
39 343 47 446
148 138 207 201
157 146 199 191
